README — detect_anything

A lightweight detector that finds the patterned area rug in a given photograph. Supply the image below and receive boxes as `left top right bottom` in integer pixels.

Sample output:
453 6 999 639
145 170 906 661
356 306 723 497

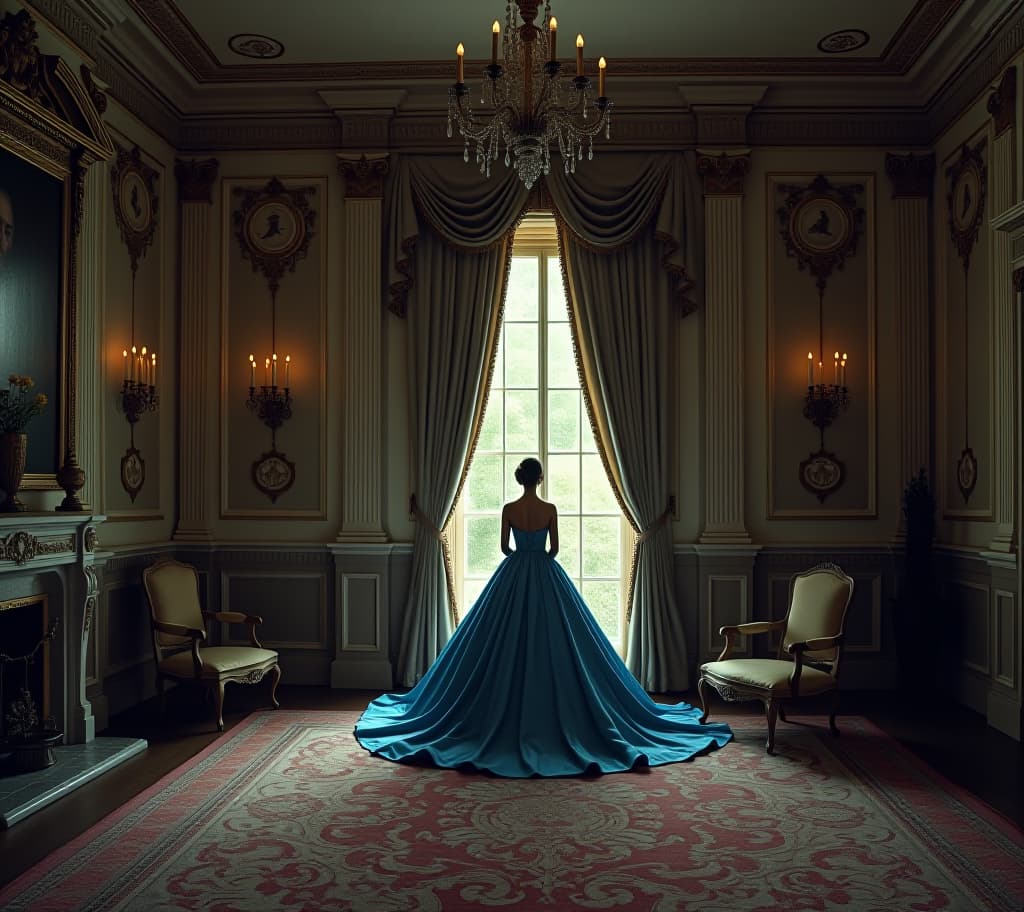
2 710 1021 911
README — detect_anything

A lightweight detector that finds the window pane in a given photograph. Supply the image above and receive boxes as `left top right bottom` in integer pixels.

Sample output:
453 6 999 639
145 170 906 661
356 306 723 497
504 323 538 387
581 581 620 642
546 454 579 512
556 514 580 577
547 389 580 452
581 455 618 513
463 579 488 613
581 413 598 453
465 516 501 575
465 454 503 511
547 257 566 313
506 257 538 321
504 390 537 452
547 323 578 389
478 396 503 451
582 516 620 577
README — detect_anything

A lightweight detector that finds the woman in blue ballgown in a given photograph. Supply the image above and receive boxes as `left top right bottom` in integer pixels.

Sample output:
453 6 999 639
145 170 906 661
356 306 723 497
355 458 732 777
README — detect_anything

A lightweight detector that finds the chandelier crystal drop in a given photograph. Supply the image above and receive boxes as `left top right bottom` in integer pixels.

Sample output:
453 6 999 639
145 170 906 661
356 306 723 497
447 0 612 190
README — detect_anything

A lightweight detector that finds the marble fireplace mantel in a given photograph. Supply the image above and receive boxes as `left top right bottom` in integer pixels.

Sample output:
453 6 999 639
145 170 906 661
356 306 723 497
0 512 107 745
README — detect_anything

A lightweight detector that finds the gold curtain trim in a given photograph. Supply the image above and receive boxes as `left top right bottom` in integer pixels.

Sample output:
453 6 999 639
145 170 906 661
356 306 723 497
625 502 674 625
410 493 459 629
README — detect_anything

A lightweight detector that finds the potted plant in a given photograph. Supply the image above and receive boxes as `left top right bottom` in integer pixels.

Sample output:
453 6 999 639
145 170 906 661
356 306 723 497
0 373 48 511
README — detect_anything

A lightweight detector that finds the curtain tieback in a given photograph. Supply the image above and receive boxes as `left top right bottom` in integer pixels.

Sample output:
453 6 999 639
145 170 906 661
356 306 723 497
636 502 673 544
409 494 445 541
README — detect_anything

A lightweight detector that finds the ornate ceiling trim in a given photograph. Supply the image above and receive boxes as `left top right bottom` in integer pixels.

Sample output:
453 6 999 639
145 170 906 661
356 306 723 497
123 0 961 84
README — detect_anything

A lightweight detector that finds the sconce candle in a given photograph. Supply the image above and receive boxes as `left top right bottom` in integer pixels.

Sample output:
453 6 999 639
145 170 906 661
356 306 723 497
598 56 606 96
249 354 256 388
576 34 584 76
807 352 813 386
549 17 557 61
285 355 291 388
456 42 465 83
491 21 499 66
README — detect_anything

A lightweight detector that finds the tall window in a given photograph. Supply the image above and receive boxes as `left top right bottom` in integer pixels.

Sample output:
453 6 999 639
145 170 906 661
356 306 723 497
453 217 628 652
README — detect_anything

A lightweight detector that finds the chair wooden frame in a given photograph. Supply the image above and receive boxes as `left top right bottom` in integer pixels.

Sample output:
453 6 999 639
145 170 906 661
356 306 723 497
697 562 854 753
143 559 281 731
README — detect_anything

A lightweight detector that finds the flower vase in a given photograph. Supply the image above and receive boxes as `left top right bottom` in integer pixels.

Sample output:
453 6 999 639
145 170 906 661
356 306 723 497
0 431 28 511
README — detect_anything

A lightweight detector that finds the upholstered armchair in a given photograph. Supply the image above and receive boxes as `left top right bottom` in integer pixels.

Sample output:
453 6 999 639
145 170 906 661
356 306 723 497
698 562 854 753
142 559 281 731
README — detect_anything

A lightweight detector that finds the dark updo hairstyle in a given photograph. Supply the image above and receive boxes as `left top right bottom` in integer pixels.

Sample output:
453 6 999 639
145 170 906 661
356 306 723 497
514 457 543 487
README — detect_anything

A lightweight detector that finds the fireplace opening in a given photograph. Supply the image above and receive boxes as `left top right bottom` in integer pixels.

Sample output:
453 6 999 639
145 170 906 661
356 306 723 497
0 594 54 743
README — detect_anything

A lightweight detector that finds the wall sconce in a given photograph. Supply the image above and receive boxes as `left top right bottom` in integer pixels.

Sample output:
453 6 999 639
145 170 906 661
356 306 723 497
803 349 849 434
111 144 160 502
776 174 864 504
233 177 317 503
247 351 292 435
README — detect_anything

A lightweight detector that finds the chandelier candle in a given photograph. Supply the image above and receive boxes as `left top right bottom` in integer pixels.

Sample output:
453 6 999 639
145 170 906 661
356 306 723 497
448 0 612 190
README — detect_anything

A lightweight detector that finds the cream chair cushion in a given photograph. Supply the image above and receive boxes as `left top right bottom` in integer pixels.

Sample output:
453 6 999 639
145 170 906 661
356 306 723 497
701 658 838 695
784 572 852 661
145 561 205 649
159 647 279 679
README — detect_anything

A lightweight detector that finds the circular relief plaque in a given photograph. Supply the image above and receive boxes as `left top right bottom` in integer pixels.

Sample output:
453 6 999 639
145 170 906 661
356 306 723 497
790 195 853 257
252 449 295 503
951 162 982 235
118 169 153 235
799 449 846 503
243 199 305 259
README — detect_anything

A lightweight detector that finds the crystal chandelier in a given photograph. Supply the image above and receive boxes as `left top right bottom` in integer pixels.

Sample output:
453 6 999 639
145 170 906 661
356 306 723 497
447 0 612 190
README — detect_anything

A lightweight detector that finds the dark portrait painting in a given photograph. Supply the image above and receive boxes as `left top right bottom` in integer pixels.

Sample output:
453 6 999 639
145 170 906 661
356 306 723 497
0 145 63 476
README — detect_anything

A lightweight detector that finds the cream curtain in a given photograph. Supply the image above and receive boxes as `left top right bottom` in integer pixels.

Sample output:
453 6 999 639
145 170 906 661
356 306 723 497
387 153 699 690
388 157 527 685
548 153 698 692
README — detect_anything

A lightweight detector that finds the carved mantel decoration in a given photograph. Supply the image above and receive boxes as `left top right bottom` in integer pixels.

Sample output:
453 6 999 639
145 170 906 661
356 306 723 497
0 529 75 565
697 152 751 195
0 10 115 511
946 140 987 504
987 68 1016 137
233 177 318 502
777 174 864 503
338 154 390 199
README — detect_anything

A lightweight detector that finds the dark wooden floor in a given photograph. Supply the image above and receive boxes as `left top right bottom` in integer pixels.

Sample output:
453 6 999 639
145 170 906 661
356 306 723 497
1 685 1021 888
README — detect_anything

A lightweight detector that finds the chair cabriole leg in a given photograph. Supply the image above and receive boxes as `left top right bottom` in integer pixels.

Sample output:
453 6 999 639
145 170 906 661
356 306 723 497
214 681 226 731
269 664 281 710
697 675 710 723
765 698 778 754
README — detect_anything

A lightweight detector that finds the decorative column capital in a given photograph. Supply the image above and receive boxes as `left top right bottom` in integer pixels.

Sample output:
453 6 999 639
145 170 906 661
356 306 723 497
885 152 935 198
338 153 390 199
696 151 751 195
987 67 1016 137
175 157 219 204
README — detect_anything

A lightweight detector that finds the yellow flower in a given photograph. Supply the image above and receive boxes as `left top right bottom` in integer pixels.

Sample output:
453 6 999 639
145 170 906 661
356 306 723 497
20 377 33 389
35 393 47 407
7 373 18 384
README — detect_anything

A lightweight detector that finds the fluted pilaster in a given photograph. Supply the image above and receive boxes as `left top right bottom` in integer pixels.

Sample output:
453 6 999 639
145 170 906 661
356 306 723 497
173 158 218 541
76 162 106 510
337 154 389 542
698 151 750 543
886 152 934 530
988 69 1017 552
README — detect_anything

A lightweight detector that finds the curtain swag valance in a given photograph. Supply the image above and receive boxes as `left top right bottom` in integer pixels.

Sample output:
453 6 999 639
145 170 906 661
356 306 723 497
386 153 696 317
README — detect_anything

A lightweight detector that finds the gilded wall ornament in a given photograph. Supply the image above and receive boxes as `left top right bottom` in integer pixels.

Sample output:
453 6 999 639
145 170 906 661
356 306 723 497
946 141 987 505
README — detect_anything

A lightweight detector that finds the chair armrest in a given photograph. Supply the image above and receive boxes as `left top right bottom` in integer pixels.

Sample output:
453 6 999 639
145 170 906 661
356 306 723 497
154 619 206 641
786 634 844 696
716 620 785 660
786 633 844 655
202 610 265 648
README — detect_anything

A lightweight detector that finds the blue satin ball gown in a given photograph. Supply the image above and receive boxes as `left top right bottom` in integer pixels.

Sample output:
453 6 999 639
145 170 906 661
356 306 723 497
355 526 733 777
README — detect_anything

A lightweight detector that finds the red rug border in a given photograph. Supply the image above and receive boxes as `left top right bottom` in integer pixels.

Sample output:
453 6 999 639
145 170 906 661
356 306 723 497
2 708 1020 903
